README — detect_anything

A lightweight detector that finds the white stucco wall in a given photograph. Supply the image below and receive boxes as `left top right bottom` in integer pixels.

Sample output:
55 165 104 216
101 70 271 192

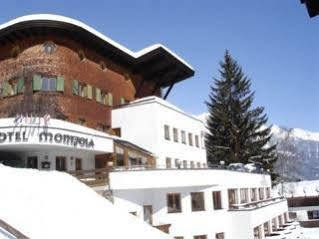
109 170 287 239
112 97 207 167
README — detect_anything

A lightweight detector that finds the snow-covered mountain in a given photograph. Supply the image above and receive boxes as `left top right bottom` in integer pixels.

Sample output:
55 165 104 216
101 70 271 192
197 113 319 180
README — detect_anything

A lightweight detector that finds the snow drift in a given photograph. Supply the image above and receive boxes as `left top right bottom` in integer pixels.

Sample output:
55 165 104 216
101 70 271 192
0 165 171 239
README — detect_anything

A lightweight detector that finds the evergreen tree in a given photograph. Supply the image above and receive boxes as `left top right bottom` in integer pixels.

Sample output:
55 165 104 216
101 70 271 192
205 51 277 179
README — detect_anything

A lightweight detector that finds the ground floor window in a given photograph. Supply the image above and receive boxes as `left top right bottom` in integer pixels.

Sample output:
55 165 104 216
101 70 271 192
56 156 66 171
308 210 319 219
253 226 261 239
264 222 270 236
215 232 224 239
26 156 38 169
194 235 207 239
143 205 153 225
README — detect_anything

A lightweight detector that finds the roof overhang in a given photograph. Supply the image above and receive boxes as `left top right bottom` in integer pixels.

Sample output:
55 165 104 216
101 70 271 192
0 14 194 87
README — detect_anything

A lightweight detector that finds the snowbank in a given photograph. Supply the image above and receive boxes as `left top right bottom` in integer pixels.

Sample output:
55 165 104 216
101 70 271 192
0 165 171 239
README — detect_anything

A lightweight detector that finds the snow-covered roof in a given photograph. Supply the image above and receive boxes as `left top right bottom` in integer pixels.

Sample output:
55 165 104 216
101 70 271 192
0 165 172 239
0 14 194 87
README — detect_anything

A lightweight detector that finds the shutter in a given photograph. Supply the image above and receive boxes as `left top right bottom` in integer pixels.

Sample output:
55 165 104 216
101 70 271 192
32 75 42 91
108 93 113 106
1 81 9 97
17 78 24 93
72 80 79 95
96 88 101 102
87 84 92 99
56 76 64 92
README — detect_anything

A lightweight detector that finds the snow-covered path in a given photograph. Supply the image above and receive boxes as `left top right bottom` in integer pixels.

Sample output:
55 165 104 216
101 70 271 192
0 165 171 239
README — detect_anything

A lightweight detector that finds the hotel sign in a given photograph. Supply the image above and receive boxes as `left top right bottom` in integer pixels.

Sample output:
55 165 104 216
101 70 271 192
0 115 95 149
0 131 95 149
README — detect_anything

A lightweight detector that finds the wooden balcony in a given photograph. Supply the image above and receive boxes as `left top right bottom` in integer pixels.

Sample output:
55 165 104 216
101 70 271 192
68 168 109 187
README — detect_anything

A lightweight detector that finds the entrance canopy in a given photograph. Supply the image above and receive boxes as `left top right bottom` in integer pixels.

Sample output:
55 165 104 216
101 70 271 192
0 118 114 154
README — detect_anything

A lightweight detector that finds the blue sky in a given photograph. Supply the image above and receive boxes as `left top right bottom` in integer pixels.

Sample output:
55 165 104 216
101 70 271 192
2 1 319 131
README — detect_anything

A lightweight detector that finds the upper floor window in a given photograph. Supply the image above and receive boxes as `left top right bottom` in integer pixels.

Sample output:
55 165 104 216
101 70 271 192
1 77 24 97
215 233 225 239
228 189 238 208
183 160 187 168
240 188 248 204
259 188 264 200
173 128 179 142
190 161 195 169
43 41 56 54
213 191 222 210
266 187 271 199
181 130 186 144
33 75 64 92
167 193 182 213
188 133 193 146
191 192 205 211
251 188 257 202
164 125 170 140
72 80 94 100
197 162 201 168
195 135 200 147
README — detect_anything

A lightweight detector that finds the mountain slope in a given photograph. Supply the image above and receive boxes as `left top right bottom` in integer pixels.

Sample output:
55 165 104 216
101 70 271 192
197 113 319 180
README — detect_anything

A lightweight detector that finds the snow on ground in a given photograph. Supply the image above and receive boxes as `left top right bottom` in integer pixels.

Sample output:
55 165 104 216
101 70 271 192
274 180 319 197
0 164 172 239
302 227 319 239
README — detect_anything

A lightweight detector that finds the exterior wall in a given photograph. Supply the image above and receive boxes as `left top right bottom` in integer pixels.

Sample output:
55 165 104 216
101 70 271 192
112 97 207 167
0 36 159 129
109 170 287 239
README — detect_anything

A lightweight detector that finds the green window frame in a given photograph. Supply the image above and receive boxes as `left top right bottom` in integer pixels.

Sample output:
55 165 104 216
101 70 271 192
32 74 42 91
56 76 64 92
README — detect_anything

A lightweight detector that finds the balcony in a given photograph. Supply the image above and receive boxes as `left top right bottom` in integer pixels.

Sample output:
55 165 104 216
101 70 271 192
229 197 286 211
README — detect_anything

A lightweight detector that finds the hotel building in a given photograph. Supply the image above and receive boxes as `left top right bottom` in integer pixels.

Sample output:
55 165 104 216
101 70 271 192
0 14 300 239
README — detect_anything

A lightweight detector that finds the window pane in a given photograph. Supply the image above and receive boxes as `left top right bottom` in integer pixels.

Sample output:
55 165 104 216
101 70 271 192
213 191 222 210
181 131 186 144
191 192 205 211
164 125 170 140
188 133 193 146
42 77 49 91
167 193 181 213
49 78 57 91
173 128 178 142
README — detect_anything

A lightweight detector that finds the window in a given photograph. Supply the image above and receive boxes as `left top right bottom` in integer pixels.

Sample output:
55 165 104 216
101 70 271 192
167 193 182 213
77 118 86 126
195 135 199 147
166 158 172 169
26 157 38 169
174 237 184 239
183 160 187 168
194 235 207 239
188 133 193 146
240 188 248 203
264 222 270 236
164 125 170 140
56 156 66 171
259 188 264 200
175 159 181 168
173 128 179 142
308 210 319 219
197 162 201 168
191 192 205 211
213 191 222 210
181 130 186 144
1 77 24 97
251 188 257 201
43 41 56 54
75 158 82 171
253 226 261 239
97 124 108 132
266 187 271 199
215 233 225 239
190 161 195 168
33 75 64 92
278 215 283 226
143 205 153 225
272 218 277 231
228 189 237 208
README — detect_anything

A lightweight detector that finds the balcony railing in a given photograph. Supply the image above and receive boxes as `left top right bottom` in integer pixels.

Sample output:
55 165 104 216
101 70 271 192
68 168 109 186
229 196 286 210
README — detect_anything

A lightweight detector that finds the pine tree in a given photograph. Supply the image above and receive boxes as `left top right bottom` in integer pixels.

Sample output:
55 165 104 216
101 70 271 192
205 51 277 179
